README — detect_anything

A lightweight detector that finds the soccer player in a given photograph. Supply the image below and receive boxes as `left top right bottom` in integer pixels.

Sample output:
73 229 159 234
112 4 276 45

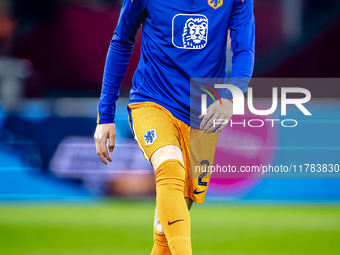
94 0 255 254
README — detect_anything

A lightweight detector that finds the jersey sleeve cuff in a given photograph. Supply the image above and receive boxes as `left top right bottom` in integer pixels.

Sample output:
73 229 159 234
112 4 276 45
220 90 234 100
96 116 115 124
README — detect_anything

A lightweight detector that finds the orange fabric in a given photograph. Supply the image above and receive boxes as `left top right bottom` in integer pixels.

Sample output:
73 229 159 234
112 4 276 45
155 160 191 255
151 228 172 255
128 101 219 204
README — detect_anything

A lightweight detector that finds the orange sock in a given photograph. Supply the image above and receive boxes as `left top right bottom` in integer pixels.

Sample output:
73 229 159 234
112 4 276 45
151 228 172 255
155 159 192 255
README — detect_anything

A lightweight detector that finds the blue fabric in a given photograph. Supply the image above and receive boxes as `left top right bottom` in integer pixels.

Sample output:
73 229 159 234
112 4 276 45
98 0 255 128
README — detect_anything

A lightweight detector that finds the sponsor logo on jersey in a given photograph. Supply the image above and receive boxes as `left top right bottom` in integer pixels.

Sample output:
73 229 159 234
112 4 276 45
208 0 223 10
143 129 157 146
172 14 208 49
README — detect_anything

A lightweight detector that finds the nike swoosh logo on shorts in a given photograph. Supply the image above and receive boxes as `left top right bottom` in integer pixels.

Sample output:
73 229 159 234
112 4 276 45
193 189 206 194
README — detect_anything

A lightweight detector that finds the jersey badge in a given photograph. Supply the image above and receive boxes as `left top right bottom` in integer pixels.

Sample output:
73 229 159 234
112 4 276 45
143 129 158 146
208 0 223 10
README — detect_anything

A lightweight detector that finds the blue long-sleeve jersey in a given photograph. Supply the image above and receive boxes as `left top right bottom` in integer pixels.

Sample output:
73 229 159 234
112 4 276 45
98 0 255 128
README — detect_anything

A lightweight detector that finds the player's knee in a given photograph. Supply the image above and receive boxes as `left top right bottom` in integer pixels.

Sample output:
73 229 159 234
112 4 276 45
155 159 185 192
151 145 184 171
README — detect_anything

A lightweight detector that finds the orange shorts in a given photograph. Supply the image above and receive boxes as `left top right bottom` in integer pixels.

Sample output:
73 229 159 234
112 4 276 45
127 102 218 204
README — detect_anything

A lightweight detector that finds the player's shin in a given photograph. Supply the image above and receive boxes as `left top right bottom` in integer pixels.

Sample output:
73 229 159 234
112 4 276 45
151 228 172 255
155 159 192 255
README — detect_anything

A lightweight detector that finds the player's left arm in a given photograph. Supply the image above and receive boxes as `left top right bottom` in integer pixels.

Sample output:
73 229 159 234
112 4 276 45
200 0 255 134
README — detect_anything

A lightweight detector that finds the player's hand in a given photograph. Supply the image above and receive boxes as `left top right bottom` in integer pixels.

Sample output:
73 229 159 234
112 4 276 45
94 123 116 165
199 98 233 134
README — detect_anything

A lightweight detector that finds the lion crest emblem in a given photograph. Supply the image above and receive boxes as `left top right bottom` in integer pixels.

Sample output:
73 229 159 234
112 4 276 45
208 0 223 9
182 17 208 49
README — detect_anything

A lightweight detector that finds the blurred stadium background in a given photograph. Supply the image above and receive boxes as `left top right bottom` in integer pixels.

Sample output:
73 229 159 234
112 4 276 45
0 0 339 254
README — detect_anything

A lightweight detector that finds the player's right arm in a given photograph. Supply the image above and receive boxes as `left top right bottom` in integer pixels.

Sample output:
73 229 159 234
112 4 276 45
94 0 147 164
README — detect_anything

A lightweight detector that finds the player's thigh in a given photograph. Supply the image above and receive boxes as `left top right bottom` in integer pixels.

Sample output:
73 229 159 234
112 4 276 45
128 102 181 162
183 127 219 204
151 145 184 171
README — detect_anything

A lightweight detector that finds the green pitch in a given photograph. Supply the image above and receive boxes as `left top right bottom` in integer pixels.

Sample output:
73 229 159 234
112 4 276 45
0 200 339 255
